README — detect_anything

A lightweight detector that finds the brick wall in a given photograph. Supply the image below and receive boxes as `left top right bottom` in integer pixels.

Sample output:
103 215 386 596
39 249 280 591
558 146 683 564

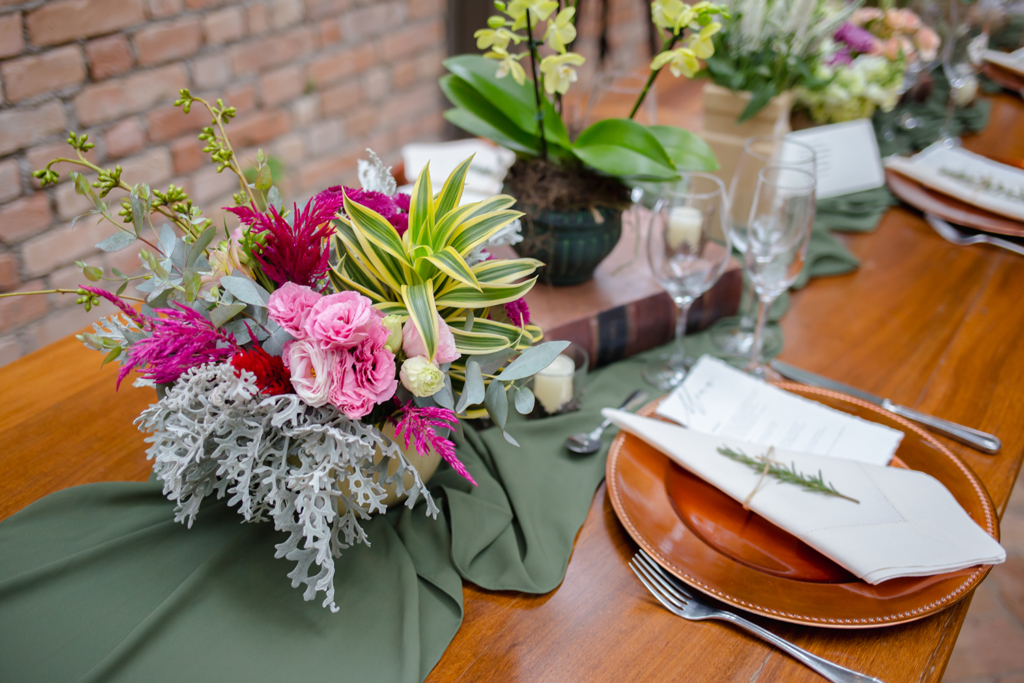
0 0 651 367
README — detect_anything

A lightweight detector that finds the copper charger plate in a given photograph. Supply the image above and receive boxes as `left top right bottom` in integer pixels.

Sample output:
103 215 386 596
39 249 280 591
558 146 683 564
606 384 1000 628
984 61 1024 94
886 168 1024 239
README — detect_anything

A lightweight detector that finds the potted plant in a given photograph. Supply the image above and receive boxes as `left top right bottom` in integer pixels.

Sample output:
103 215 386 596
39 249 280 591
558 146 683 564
440 0 726 285
698 0 854 180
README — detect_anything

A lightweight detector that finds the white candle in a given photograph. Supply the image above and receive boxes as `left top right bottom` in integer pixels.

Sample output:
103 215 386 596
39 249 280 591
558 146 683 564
667 205 703 250
532 354 575 414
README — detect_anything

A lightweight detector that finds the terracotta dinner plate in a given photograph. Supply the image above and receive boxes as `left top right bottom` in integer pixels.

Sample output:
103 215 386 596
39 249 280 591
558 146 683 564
984 61 1024 94
886 168 1024 239
606 384 1000 628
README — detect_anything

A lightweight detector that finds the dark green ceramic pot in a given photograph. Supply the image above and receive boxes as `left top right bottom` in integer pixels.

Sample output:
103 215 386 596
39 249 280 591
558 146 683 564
511 203 623 286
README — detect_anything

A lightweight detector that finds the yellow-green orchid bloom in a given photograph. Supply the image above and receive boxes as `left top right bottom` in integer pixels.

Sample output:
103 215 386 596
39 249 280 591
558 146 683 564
650 46 700 78
544 7 577 54
689 22 720 59
474 27 522 51
485 47 528 85
539 52 586 95
506 0 558 30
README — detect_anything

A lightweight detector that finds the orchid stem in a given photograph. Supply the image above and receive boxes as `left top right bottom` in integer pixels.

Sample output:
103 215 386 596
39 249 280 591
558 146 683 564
524 11 548 161
629 32 677 120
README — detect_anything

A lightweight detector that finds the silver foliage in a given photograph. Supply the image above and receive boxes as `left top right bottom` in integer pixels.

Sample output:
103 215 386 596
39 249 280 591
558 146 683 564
357 148 398 197
135 363 439 612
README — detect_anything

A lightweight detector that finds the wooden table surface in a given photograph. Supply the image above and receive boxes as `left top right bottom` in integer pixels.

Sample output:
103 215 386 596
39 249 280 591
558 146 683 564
3 93 1024 682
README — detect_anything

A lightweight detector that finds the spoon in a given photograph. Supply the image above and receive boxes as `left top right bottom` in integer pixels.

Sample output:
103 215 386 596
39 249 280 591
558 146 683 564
925 214 1024 257
565 389 649 454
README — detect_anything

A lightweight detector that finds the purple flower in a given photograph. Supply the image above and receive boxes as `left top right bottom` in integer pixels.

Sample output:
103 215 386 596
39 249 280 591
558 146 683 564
390 402 476 486
322 186 412 237
226 192 345 289
834 22 878 55
119 303 238 387
504 298 530 327
827 46 854 66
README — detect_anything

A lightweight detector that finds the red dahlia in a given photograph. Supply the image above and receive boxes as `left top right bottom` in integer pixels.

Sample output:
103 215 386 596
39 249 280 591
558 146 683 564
230 346 292 396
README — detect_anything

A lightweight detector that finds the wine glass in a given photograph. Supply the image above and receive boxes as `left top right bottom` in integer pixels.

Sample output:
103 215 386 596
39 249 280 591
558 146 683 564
938 0 989 146
745 167 816 379
643 173 733 390
712 136 816 357
579 70 657 131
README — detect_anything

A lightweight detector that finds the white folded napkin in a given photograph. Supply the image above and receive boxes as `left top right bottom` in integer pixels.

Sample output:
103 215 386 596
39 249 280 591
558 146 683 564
604 409 1005 584
984 48 1024 77
885 143 1024 222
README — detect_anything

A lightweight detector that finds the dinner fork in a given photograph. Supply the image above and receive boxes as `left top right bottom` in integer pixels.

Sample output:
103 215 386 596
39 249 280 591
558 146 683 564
629 552 885 683
925 214 1024 257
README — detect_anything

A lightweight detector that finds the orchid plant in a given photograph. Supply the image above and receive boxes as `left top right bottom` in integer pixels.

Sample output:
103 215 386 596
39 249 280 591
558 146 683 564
441 0 728 182
5 89 568 611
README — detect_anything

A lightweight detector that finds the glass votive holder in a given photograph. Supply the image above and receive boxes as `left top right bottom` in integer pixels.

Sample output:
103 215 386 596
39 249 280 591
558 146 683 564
527 342 589 418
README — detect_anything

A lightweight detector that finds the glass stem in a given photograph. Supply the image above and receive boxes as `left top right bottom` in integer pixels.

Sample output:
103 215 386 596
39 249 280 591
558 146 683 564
745 295 773 372
940 83 957 143
670 298 694 370
738 278 757 331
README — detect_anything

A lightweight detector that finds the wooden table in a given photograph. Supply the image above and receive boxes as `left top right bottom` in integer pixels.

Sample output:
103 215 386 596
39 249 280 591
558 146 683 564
4 94 1024 682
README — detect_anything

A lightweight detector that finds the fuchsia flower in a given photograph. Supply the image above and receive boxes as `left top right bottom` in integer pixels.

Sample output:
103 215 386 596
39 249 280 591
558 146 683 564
267 282 321 339
226 191 345 289
322 186 412 236
402 314 460 364
390 402 476 486
119 303 238 387
504 298 531 327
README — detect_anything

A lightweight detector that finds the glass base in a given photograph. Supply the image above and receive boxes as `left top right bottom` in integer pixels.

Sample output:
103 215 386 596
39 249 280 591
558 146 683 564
710 326 755 357
642 353 695 390
745 362 783 382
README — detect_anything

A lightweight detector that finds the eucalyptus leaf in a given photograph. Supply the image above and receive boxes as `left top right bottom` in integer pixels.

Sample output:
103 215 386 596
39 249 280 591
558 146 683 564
455 359 485 413
116 280 128 296
261 321 293 356
82 265 103 282
501 430 520 447
183 269 202 301
513 385 535 414
130 187 147 237
158 224 177 258
188 224 217 267
434 375 455 410
494 341 571 382
267 186 283 212
210 302 246 328
95 231 137 252
222 319 252 345
220 276 270 307
484 379 508 431
463 310 474 332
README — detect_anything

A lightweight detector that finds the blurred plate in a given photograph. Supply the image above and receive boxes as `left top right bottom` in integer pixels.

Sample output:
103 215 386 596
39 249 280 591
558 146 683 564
886 168 1024 238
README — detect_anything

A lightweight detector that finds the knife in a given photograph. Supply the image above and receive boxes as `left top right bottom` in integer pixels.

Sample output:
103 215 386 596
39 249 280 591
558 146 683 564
770 360 1001 454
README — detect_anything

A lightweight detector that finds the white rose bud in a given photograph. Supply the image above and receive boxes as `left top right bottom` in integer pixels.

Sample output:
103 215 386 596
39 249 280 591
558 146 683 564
382 314 404 354
399 356 445 397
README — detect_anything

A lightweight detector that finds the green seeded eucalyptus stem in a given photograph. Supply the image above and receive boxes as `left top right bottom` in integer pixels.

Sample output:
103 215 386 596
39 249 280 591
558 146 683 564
524 10 548 160
629 31 678 120
0 289 145 302
192 95 257 206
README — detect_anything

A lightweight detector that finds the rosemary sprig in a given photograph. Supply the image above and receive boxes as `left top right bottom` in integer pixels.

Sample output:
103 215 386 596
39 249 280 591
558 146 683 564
938 167 1024 205
717 446 860 504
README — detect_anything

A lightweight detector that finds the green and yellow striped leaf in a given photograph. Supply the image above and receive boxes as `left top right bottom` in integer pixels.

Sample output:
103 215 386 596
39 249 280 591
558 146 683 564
434 155 473 221
434 194 516 247
422 245 480 291
407 163 435 247
346 220 408 293
450 327 511 355
448 316 534 350
400 281 440 361
448 210 522 257
374 301 408 318
434 277 537 309
332 225 392 292
329 257 387 303
343 193 410 266
472 257 543 284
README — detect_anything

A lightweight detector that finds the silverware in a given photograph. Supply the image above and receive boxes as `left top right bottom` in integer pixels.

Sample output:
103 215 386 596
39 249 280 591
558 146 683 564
629 552 885 683
565 389 648 454
925 214 1024 257
770 360 1001 454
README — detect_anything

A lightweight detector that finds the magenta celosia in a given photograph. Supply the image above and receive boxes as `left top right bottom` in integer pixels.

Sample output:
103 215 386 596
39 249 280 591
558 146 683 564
79 285 148 328
504 298 531 327
118 303 238 388
390 403 476 486
321 186 412 236
226 192 345 288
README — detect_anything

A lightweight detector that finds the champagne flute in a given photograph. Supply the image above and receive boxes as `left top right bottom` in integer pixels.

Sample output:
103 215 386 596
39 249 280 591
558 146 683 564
938 0 988 146
643 173 733 390
712 136 816 357
745 167 816 379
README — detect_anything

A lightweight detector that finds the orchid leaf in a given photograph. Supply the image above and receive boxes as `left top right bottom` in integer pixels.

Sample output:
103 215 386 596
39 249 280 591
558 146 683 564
647 125 719 172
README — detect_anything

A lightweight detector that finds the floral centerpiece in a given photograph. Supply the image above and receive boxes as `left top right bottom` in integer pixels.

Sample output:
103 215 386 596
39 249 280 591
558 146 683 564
17 90 568 612
440 0 726 284
797 6 941 124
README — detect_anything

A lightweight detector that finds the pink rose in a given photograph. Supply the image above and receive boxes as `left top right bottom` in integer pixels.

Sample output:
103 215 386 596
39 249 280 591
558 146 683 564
283 338 332 407
267 282 322 340
304 291 379 351
354 343 399 402
328 342 399 419
402 314 460 364
328 352 373 419
915 27 940 63
851 7 883 26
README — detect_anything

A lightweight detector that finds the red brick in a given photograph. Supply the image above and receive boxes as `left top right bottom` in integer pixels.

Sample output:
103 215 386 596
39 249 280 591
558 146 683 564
363 65 390 102
0 12 23 59
0 159 21 203
73 63 188 126
269 132 305 166
271 0 304 28
345 104 375 138
345 4 388 39
203 6 245 45
291 94 320 125
188 165 239 204
133 17 202 66
392 58 417 89
408 0 444 20
170 136 203 174
296 151 360 192
318 18 342 47
321 82 363 116
184 0 228 8
308 43 375 87
306 0 351 20
0 194 51 245
0 252 19 292
26 0 145 47
146 105 205 143
104 117 146 158
230 27 314 76
260 65 305 107
246 3 269 35
223 82 258 115
21 218 108 278
192 53 232 90
225 109 292 148
27 140 100 189
0 279 49 334
85 35 134 80
147 0 182 19
1 46 87 103
381 19 443 61
0 101 70 158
